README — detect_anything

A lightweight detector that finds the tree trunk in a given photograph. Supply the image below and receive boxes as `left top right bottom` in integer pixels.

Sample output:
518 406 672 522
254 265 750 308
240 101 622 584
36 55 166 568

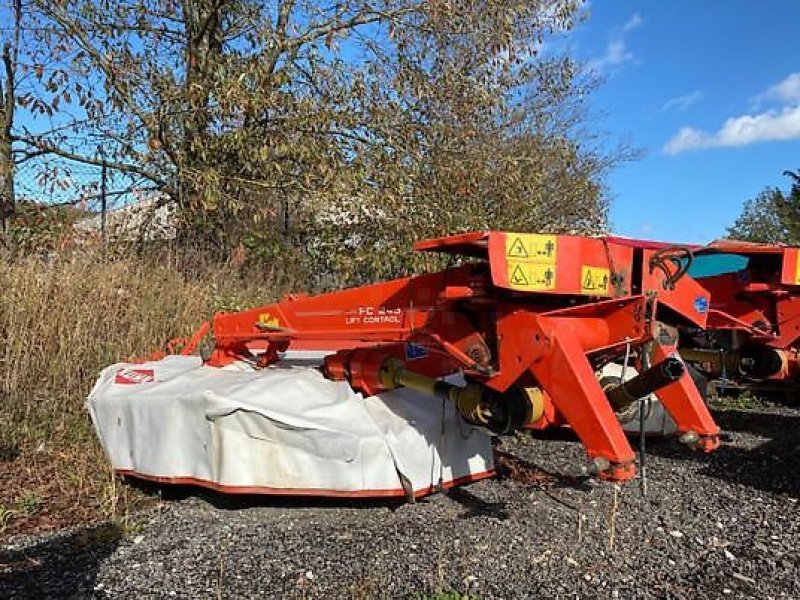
1 0 20 242
0 133 13 238
177 0 225 249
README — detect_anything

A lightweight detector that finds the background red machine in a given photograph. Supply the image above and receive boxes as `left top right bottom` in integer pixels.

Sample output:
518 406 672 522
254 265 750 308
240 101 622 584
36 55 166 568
196 231 720 481
680 240 800 402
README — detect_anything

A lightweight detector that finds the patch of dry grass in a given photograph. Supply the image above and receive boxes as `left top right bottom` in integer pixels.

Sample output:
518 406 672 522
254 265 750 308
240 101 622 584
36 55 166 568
0 248 278 538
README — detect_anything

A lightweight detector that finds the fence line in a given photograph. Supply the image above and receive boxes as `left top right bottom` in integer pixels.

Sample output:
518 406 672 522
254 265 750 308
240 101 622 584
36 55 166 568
12 153 161 242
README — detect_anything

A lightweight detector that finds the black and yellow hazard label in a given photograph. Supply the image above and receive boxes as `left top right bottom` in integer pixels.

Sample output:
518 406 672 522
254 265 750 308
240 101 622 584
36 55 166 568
507 261 557 291
581 266 610 295
505 233 558 290
505 233 557 263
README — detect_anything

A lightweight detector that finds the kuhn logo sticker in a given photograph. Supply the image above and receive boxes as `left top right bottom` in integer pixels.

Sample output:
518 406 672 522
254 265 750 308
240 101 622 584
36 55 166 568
114 368 155 385
693 296 709 314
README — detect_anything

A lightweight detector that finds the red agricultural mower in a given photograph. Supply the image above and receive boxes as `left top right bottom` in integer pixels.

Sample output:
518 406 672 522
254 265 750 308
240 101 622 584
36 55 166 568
680 240 800 403
187 231 720 481
88 231 725 498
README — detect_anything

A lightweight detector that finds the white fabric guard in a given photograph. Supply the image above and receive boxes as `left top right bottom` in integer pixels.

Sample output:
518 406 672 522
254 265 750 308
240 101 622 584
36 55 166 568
86 355 494 497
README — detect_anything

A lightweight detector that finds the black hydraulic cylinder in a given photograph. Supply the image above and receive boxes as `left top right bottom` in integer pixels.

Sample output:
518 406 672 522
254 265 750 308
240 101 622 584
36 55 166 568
605 357 685 411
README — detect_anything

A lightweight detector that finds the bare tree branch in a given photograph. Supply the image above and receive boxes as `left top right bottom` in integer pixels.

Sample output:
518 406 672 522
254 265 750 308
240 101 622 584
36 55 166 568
12 134 167 186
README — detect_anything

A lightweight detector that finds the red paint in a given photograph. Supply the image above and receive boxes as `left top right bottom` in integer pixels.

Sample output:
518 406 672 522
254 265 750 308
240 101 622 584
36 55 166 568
689 241 800 382
114 368 155 385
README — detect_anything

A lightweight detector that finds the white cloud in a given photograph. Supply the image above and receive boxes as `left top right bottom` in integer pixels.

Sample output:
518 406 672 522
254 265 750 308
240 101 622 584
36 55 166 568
662 90 704 112
756 72 800 104
588 13 642 74
622 12 643 33
589 39 634 72
663 105 800 154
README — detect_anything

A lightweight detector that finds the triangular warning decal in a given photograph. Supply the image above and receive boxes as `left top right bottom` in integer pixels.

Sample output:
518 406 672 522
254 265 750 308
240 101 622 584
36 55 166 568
510 265 529 286
507 237 528 258
583 270 594 289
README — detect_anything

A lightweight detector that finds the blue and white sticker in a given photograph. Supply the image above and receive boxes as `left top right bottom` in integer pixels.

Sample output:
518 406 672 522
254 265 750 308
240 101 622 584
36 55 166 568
694 296 709 314
404 342 429 361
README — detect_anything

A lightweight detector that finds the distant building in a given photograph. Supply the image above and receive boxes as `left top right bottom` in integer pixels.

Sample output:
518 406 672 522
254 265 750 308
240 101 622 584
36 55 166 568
74 194 176 241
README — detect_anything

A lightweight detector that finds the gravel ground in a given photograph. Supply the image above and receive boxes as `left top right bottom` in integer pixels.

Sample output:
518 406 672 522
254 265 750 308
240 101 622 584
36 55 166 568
2 404 799 599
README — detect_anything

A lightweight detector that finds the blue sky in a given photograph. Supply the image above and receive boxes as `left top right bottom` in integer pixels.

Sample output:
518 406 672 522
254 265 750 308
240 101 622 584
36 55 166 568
567 1 800 243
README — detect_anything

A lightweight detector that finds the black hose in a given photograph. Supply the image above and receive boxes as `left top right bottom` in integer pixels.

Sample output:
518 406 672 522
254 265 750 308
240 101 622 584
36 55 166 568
649 246 694 290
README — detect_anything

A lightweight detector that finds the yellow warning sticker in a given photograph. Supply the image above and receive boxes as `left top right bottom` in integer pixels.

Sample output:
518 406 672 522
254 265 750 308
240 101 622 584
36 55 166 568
505 234 557 263
507 262 557 291
257 312 281 330
581 266 611 295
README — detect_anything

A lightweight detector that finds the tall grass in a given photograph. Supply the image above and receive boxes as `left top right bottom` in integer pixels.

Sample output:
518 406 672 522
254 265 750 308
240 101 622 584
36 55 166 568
0 248 280 535
1 251 249 440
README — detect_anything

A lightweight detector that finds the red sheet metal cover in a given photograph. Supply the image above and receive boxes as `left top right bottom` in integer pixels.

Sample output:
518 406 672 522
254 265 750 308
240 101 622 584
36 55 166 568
487 232 632 297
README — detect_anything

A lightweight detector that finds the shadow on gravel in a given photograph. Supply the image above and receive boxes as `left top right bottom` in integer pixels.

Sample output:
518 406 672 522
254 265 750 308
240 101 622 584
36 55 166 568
644 408 800 497
125 445 595 518
127 477 406 512
446 486 509 520
713 407 800 439
0 522 122 599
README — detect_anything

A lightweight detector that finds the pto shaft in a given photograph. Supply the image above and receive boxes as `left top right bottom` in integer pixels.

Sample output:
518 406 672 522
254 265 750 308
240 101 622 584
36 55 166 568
378 358 542 434
680 346 785 379
605 357 685 412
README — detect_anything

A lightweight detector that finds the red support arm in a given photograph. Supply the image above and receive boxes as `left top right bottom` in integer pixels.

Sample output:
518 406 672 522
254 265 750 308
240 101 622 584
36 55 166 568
530 330 637 480
651 343 721 452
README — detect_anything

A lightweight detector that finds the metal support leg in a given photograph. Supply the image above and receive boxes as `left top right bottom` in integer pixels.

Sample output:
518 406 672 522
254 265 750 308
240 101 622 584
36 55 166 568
531 331 637 480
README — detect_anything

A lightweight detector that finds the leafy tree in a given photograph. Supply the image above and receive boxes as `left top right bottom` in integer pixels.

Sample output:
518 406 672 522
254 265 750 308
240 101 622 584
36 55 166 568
1 0 120 243
727 170 800 244
18 0 627 285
